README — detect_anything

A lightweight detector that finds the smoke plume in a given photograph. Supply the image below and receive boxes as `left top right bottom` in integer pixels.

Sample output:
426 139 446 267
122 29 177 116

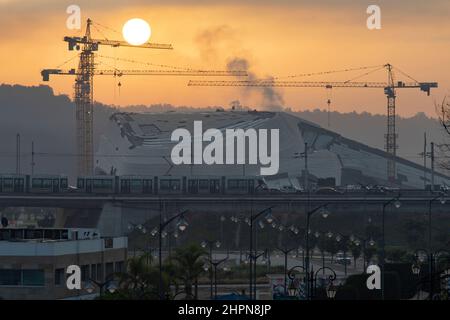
227 57 285 111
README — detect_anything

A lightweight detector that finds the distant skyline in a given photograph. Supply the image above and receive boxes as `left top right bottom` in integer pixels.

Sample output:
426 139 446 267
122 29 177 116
1 0 449 116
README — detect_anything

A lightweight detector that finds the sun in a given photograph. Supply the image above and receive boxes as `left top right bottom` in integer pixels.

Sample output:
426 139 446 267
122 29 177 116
122 18 151 46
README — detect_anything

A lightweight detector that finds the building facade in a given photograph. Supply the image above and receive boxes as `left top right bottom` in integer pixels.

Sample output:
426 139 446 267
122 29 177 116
0 227 127 300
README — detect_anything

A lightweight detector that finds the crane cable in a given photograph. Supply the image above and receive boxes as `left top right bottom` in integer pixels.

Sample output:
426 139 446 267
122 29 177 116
255 64 384 82
97 54 198 72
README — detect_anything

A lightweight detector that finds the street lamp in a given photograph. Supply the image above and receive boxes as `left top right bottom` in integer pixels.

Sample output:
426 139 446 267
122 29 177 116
305 203 330 299
326 282 337 299
335 232 351 276
85 279 117 297
411 262 421 275
381 196 401 300
350 234 374 271
277 246 296 295
426 192 447 299
201 239 222 299
287 265 338 300
158 209 189 300
248 206 275 300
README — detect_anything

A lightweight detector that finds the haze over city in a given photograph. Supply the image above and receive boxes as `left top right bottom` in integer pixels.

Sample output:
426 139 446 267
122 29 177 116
1 0 450 116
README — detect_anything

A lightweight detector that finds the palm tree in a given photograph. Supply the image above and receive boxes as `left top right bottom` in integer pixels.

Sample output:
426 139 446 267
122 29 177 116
111 253 165 299
172 243 207 298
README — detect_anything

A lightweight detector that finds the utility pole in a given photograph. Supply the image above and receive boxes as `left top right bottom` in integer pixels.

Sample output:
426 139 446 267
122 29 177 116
16 134 21 175
304 142 308 192
31 141 35 175
431 142 435 191
423 133 427 190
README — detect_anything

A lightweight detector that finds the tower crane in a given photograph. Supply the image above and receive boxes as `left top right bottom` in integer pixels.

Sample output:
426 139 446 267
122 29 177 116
42 19 247 176
188 64 438 185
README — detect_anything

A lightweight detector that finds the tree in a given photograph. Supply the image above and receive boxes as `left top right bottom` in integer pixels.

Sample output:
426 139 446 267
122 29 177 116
324 237 338 263
364 246 378 266
349 242 362 268
436 95 450 170
107 253 165 300
172 243 207 298
403 219 426 250
385 247 408 263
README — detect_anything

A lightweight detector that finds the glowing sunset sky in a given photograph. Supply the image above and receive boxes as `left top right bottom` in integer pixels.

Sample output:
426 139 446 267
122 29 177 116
1 0 449 116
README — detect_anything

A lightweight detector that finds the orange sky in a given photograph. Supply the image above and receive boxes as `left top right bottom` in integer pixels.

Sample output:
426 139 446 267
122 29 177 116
1 0 450 116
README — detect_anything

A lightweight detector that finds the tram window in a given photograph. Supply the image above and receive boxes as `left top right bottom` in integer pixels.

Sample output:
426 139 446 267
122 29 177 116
143 179 152 192
131 179 142 188
43 179 52 188
160 180 169 190
32 179 41 188
160 179 180 191
93 179 113 189
77 179 85 189
199 180 209 190
228 179 248 190
60 179 68 189
4 178 13 188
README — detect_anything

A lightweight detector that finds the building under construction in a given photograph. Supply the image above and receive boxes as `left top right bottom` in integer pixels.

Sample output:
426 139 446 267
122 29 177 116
95 110 450 189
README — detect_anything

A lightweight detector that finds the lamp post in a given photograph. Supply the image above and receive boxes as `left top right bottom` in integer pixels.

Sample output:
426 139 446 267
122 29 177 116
201 239 222 299
349 234 375 271
334 232 351 277
85 278 117 298
412 249 450 300
305 203 330 300
157 209 189 300
287 265 337 300
204 256 229 299
313 230 333 276
249 206 275 300
381 196 401 300
427 192 446 299
248 249 268 299
277 246 296 295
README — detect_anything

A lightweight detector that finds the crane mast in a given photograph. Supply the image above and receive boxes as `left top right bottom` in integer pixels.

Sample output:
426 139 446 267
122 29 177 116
42 19 245 176
384 64 397 184
75 19 95 176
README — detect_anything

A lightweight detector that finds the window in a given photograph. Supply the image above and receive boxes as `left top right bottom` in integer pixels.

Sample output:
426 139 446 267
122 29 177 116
104 237 113 248
93 179 113 189
3 178 13 188
143 179 153 193
77 178 85 189
105 263 114 280
96 264 103 281
91 264 97 280
54 268 65 286
228 179 248 190
115 261 124 273
23 270 45 286
131 179 142 189
0 269 44 287
199 180 209 190
0 270 21 286
81 265 89 282
160 179 181 191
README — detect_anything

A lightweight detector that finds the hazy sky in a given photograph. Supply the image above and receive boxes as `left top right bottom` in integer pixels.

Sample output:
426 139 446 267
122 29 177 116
1 0 449 116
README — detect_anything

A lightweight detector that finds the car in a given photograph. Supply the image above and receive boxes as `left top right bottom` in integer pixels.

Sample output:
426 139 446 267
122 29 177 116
315 187 343 195
335 253 352 265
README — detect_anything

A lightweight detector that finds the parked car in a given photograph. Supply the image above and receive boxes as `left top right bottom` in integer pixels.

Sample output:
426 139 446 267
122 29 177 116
315 187 343 195
335 253 352 265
